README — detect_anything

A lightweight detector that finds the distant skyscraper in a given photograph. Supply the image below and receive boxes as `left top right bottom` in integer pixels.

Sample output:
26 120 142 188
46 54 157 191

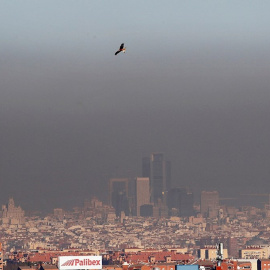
142 157 151 178
167 187 194 217
167 188 181 215
165 160 171 192
127 177 136 215
142 153 172 204
135 177 150 216
149 153 171 204
108 178 129 217
200 190 219 218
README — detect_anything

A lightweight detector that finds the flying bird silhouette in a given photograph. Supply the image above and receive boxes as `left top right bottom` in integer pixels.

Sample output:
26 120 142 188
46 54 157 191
115 43 126 55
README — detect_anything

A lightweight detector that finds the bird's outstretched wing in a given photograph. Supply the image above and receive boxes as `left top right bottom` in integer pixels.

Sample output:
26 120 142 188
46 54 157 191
115 43 125 55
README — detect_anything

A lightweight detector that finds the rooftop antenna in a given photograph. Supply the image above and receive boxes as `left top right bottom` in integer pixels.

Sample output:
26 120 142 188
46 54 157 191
216 242 223 267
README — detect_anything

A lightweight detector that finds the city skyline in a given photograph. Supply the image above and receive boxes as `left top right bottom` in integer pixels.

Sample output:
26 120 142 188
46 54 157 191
1 151 269 213
2 186 270 216
1 1 270 211
1 194 270 256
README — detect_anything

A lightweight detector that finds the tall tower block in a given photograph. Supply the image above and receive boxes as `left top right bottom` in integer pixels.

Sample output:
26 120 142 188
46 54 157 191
200 190 219 218
135 177 150 216
142 153 170 204
108 178 129 216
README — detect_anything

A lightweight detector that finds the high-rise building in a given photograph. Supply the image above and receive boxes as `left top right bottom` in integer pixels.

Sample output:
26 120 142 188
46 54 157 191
142 157 151 178
200 190 219 218
167 187 194 217
108 178 129 217
142 153 171 204
127 178 136 216
135 177 150 216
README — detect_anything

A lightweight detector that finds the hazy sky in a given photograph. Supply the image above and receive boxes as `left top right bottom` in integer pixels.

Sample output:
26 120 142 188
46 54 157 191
1 1 270 212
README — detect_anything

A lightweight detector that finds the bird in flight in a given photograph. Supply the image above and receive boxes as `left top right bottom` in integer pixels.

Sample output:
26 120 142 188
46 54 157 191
115 43 126 55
